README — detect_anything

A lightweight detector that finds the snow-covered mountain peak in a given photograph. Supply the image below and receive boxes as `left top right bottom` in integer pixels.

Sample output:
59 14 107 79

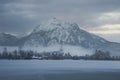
32 18 80 33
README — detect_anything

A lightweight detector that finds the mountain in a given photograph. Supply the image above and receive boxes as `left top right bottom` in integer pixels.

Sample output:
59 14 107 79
23 18 108 48
0 33 18 46
20 18 120 56
0 18 120 56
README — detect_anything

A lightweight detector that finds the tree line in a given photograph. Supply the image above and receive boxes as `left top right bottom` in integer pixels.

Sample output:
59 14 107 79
0 48 33 59
0 48 120 60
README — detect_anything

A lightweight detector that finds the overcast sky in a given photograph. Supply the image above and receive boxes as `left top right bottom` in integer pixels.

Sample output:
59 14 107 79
0 0 120 42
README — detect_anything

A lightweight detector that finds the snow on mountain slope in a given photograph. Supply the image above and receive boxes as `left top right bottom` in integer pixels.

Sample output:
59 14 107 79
32 17 76 32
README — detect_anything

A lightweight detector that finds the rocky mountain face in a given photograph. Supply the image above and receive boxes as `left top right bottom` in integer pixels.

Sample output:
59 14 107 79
0 18 120 56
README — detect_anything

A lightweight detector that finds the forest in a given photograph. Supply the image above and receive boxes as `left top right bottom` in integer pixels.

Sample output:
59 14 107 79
0 47 120 60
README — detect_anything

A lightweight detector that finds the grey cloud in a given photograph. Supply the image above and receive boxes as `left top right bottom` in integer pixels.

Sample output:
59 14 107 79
0 0 120 35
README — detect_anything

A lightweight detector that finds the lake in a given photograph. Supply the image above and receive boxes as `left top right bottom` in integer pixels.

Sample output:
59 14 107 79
0 60 120 80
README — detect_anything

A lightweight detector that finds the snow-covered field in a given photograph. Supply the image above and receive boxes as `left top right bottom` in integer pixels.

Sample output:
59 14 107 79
0 60 120 80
